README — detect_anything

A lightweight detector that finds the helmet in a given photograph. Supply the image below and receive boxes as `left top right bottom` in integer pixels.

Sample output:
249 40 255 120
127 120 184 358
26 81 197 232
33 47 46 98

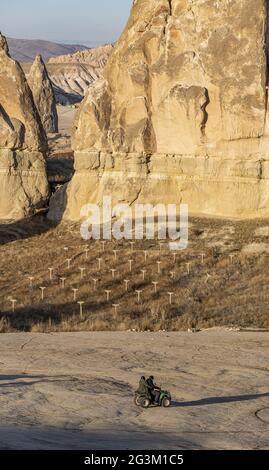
141 376 145 380
150 375 154 380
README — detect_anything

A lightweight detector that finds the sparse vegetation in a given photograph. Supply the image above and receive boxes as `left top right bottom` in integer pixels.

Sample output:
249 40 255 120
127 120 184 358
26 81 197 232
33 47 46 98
0 215 269 333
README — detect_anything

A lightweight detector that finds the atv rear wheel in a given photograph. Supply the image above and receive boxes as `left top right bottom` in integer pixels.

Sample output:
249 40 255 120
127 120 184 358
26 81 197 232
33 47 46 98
162 397 171 407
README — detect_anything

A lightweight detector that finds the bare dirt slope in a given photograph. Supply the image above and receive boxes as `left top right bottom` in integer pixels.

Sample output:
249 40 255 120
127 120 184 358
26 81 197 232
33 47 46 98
0 329 268 450
57 105 77 135
1 217 269 332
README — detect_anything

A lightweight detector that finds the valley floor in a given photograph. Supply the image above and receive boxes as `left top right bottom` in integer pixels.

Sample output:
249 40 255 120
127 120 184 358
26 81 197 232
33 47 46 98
0 329 268 450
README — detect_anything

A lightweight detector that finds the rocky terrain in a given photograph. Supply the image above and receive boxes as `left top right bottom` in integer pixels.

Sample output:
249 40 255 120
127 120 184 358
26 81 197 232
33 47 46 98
50 0 269 221
28 55 58 133
3 1 269 222
7 37 88 63
46 45 113 105
0 34 49 220
1 1 269 450
48 44 113 67
22 44 113 105
0 329 268 450
46 63 104 105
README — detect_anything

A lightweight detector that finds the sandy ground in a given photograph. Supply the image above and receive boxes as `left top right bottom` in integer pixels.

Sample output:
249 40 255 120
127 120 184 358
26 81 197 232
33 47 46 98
57 105 77 135
0 329 268 450
46 106 76 182
48 105 78 157
47 105 76 155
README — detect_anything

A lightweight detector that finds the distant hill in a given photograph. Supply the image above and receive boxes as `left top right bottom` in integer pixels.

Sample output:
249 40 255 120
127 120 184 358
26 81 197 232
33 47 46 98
22 44 113 105
7 37 88 63
48 44 113 66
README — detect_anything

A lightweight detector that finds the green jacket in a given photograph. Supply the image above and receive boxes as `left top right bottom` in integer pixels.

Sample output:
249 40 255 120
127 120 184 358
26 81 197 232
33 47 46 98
136 379 149 396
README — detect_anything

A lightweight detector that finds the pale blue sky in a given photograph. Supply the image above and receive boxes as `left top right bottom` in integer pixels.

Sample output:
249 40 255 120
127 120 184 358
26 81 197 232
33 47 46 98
1 0 132 44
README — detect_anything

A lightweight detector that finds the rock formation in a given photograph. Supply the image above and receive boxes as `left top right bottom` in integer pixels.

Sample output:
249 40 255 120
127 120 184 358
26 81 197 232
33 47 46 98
51 0 269 220
0 34 49 220
28 54 58 133
48 44 113 67
45 63 101 105
47 45 113 105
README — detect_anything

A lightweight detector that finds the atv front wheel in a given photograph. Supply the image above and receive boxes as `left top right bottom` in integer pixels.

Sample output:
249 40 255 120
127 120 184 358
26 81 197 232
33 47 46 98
162 397 171 407
134 395 141 406
141 398 150 408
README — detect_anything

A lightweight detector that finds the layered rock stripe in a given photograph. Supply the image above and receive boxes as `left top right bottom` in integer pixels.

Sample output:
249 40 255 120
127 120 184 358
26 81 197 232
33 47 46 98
53 0 269 221
0 34 49 220
47 45 113 105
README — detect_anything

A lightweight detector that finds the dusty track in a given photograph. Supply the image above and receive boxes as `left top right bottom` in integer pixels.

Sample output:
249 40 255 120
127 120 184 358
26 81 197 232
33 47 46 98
0 329 268 449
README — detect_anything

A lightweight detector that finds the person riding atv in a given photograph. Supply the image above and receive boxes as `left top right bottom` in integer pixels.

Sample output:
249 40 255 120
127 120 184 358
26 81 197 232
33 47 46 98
134 375 171 408
137 376 149 396
146 375 161 404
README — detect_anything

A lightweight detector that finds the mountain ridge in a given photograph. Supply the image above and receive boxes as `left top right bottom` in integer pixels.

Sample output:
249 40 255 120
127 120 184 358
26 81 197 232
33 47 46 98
6 37 89 63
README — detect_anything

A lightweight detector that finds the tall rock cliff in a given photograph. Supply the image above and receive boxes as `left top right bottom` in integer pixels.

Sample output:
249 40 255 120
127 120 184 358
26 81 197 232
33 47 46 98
0 34 49 220
55 0 269 220
28 54 58 133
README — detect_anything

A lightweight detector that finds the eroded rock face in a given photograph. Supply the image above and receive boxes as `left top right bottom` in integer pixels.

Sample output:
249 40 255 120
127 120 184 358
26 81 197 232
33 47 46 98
0 105 24 150
28 54 58 133
45 45 113 105
55 0 269 220
0 34 49 220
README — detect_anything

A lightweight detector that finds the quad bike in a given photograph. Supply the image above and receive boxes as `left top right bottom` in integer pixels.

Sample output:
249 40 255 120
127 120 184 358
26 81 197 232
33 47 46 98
134 389 172 408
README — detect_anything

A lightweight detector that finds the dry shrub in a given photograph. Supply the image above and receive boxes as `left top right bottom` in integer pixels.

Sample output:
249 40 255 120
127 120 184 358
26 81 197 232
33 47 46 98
1 216 269 333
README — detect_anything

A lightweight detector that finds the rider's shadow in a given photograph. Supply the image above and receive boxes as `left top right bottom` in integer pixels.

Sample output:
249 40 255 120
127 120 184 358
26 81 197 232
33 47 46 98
172 392 269 407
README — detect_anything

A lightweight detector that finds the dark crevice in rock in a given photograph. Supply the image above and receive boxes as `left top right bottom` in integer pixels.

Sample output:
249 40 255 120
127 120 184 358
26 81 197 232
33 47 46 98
200 89 210 138
0 104 15 130
167 0 172 16
163 0 173 37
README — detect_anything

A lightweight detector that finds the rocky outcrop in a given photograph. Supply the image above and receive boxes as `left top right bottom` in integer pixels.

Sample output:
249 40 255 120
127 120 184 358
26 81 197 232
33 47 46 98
46 45 113 105
28 54 58 133
48 44 113 67
46 63 101 105
51 0 269 220
0 106 24 150
0 34 49 220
